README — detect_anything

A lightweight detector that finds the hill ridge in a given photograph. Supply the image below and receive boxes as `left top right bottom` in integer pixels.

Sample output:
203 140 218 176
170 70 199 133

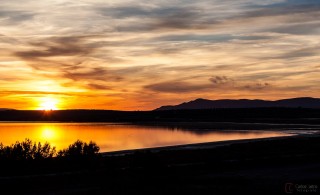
155 97 320 110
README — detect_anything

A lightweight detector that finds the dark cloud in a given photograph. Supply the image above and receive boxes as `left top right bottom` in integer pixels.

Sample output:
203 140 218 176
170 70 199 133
154 9 208 30
145 81 210 93
240 82 271 91
99 6 201 20
99 5 213 32
145 75 273 94
99 6 149 18
64 68 108 81
15 36 92 60
265 0 320 7
14 35 124 69
239 70 317 81
14 36 123 85
0 10 35 24
154 34 233 42
86 83 112 90
64 67 122 82
152 33 276 44
222 2 320 36
107 65 216 84
209 76 233 85
268 22 320 35
106 1 320 34
210 75 273 91
243 4 320 18
234 35 274 41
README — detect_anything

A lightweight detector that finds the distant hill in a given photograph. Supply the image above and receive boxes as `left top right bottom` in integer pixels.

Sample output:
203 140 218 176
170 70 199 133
155 97 320 110
0 108 15 111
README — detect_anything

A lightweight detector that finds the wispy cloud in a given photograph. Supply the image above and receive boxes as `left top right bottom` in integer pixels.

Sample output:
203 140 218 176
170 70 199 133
0 0 319 110
15 36 92 60
145 81 211 93
0 10 35 24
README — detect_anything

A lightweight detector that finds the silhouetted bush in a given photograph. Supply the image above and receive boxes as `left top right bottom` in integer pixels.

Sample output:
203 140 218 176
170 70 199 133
0 139 56 161
57 140 100 158
0 139 99 161
0 139 101 176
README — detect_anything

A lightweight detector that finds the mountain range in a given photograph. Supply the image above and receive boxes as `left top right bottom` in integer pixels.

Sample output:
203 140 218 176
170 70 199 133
155 97 320 110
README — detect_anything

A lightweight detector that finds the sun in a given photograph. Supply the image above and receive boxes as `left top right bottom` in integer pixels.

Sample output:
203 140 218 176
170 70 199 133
38 97 59 111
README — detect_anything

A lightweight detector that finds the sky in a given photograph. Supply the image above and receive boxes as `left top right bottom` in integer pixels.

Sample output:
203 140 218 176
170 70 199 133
0 0 319 110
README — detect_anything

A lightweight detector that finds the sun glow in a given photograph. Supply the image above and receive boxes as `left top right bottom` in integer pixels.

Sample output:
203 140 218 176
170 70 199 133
38 97 59 110
42 128 56 140
38 126 62 148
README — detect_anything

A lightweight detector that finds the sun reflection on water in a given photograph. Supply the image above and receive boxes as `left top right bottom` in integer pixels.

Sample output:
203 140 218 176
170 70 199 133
42 128 56 140
0 123 290 152
36 126 63 149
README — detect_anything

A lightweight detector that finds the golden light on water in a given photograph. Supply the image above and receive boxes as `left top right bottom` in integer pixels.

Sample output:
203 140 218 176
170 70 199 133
41 128 57 140
0 123 290 152
37 126 62 149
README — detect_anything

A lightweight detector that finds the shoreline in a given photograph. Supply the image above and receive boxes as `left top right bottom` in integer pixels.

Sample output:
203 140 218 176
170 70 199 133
102 134 297 156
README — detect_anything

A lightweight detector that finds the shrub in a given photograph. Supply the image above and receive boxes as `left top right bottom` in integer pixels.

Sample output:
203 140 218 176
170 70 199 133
0 139 99 161
57 140 100 158
0 139 56 161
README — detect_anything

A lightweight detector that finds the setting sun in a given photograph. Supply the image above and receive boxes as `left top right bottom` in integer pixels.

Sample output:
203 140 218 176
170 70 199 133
38 97 59 111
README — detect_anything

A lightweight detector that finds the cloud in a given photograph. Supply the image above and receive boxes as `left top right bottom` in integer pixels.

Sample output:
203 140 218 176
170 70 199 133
257 46 320 60
243 3 320 18
153 34 233 43
209 75 274 91
63 67 122 82
98 5 213 32
145 81 210 93
86 83 112 90
0 90 74 96
145 75 273 94
279 46 320 59
209 76 233 86
240 82 272 91
15 36 93 60
63 68 108 81
0 10 36 24
1 0 320 109
98 5 202 21
12 35 124 89
151 33 278 45
269 22 320 35
154 9 209 30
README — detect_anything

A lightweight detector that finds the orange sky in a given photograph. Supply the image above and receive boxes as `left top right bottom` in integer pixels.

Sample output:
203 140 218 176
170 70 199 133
0 0 319 110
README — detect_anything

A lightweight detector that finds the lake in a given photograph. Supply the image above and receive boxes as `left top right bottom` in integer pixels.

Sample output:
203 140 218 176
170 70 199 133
0 123 291 152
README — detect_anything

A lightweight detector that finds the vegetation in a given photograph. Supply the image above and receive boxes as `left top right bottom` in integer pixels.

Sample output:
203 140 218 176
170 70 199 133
57 140 100 158
0 139 99 161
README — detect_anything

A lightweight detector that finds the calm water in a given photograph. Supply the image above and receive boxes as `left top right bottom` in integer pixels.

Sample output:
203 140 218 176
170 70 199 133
0 123 290 152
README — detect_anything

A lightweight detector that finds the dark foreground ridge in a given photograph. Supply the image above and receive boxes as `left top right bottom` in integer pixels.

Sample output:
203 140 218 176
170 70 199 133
0 134 319 194
1 107 320 124
156 97 320 110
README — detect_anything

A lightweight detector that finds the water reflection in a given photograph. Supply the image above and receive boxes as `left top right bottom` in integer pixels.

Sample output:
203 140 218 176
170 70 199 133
0 123 290 152
41 128 56 140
